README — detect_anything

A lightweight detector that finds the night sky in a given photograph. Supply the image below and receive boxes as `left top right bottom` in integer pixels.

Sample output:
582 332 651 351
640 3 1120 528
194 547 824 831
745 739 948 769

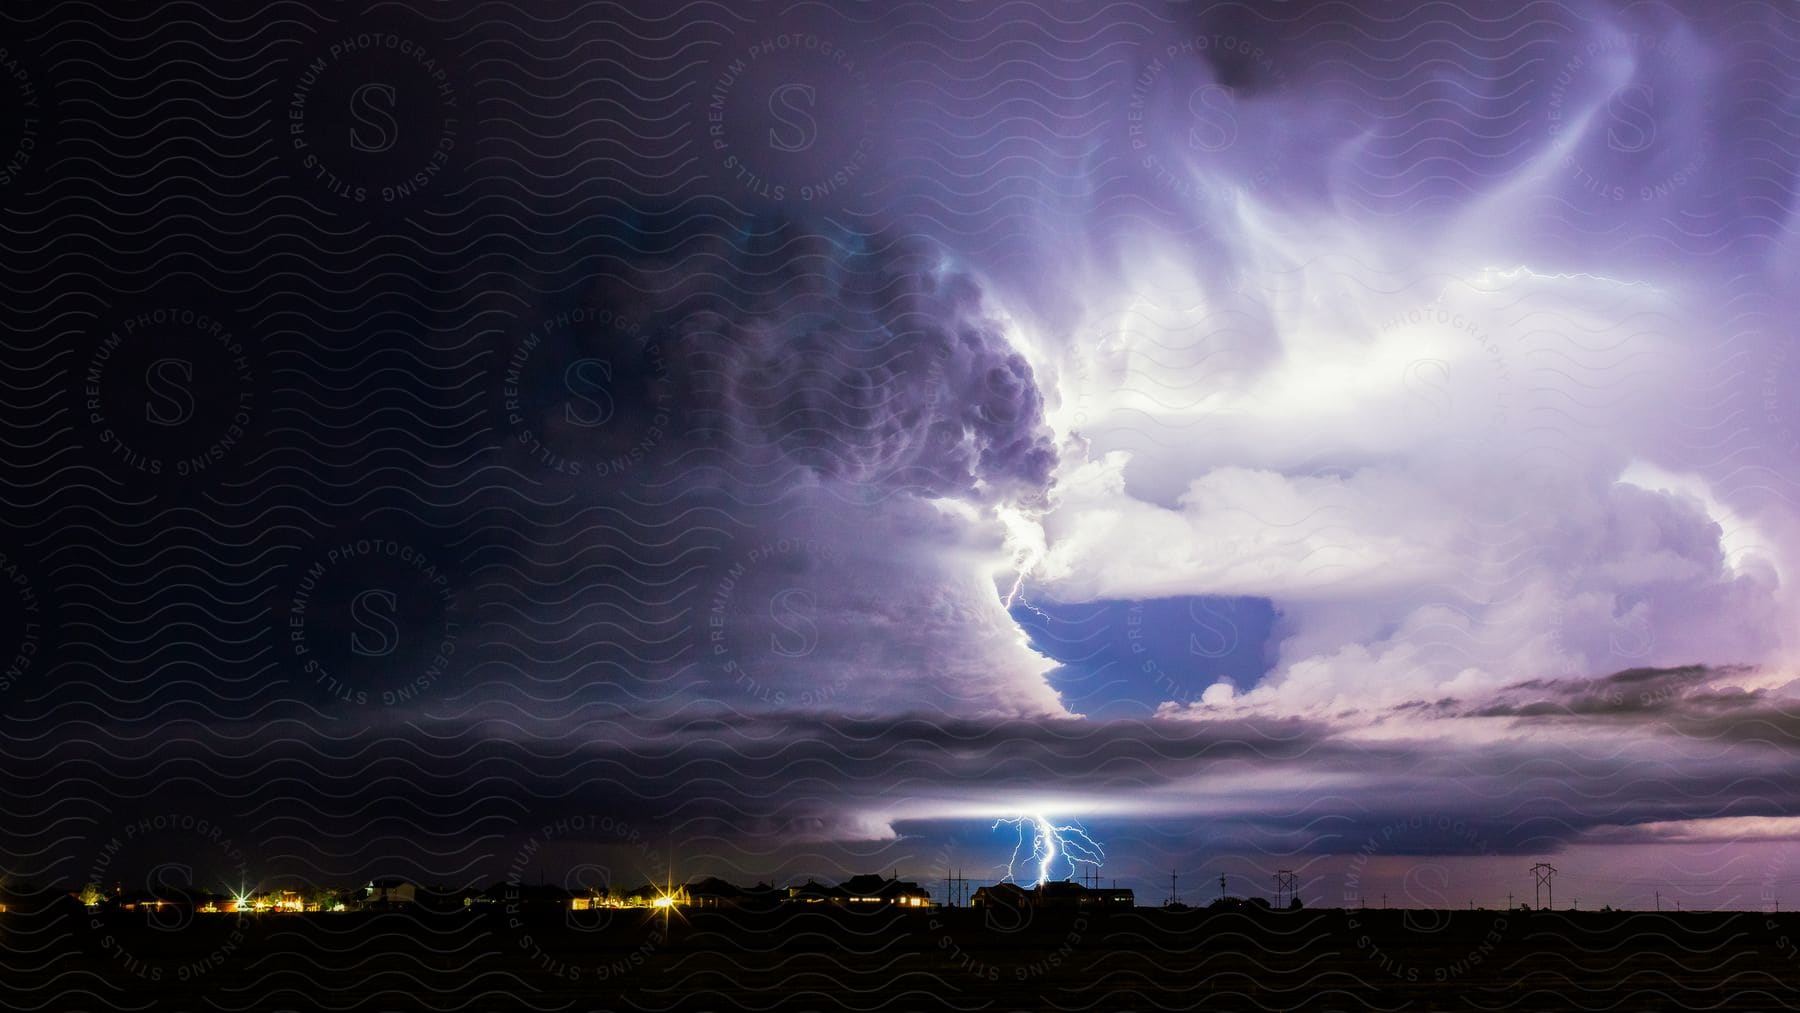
3 0 1799 919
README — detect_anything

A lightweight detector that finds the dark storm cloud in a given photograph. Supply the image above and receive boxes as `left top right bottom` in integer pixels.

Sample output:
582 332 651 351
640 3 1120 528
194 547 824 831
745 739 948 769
454 222 1068 720
28 680 1800 886
1468 664 1768 722
5 0 1799 925
602 227 1058 503
4 712 1338 884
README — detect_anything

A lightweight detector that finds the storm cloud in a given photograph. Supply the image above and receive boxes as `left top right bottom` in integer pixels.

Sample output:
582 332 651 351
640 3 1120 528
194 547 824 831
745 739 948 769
1 0 1797 915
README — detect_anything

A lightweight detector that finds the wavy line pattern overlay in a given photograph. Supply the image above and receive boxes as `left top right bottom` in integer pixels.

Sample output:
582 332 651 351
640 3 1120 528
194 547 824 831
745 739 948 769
3 1 1799 1010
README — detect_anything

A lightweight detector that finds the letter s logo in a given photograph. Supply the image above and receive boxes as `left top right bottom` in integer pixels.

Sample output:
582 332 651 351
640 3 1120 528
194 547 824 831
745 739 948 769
564 863 614 932
1401 863 1452 933
145 862 195 932
144 358 196 426
563 358 614 427
1605 83 1656 154
768 587 818 658
349 83 400 153
1402 358 1453 421
1609 610 1654 659
1187 84 1238 151
349 588 400 656
767 83 818 153
1188 599 1241 658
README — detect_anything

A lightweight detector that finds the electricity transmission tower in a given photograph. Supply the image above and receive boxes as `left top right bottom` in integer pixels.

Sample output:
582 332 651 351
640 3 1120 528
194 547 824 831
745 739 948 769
1531 863 1557 910
1274 869 1298 908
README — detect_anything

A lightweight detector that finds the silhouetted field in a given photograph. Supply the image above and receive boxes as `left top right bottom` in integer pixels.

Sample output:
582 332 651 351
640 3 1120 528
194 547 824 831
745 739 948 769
8 901 1800 1011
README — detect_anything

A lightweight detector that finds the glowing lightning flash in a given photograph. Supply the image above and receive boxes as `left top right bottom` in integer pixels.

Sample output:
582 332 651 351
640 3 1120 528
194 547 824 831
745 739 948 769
993 814 1105 887
996 506 1047 609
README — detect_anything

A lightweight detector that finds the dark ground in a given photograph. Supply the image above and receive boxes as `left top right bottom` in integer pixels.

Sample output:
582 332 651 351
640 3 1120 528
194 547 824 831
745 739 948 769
7 900 1800 1012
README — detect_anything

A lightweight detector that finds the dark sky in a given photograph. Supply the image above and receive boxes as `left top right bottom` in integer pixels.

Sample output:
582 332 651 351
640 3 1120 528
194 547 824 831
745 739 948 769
2 0 1799 914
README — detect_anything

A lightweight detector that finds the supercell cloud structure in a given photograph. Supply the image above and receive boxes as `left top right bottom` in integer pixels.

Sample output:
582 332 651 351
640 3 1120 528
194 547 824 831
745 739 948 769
2 0 1798 912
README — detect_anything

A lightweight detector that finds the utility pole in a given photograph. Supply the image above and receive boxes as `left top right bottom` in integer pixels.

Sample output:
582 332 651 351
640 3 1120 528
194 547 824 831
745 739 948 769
944 867 967 908
1382 892 1387 910
1507 891 1513 910
1531 863 1557 911
1654 890 1659 912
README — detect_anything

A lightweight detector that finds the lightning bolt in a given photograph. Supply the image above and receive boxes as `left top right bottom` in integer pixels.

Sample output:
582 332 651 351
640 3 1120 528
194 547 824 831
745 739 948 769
996 505 1046 609
1010 592 1051 622
993 814 1105 887
1002 568 1029 610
